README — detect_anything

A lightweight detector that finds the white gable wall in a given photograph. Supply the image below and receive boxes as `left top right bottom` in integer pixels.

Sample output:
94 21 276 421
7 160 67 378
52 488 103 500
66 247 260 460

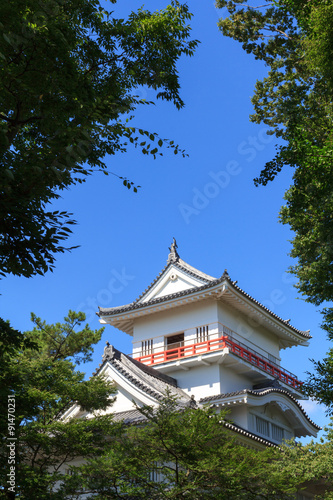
140 265 208 303
217 302 281 361
102 385 143 415
94 364 160 415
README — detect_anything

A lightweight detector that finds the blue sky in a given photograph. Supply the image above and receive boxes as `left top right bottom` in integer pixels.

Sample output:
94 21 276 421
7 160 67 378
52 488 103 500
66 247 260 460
2 0 330 440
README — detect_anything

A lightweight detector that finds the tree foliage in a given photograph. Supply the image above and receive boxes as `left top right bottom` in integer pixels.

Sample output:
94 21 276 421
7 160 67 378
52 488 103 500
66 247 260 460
1 310 332 498
57 394 327 499
216 0 333 305
216 0 333 407
0 311 117 499
0 0 198 278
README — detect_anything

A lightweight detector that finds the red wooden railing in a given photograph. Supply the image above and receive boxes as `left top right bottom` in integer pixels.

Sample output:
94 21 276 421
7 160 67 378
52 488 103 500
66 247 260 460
134 335 303 391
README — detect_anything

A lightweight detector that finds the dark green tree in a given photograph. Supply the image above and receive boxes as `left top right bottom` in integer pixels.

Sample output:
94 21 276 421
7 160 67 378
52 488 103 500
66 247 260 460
0 0 198 278
216 0 333 409
61 394 321 499
0 311 117 499
2 317 330 499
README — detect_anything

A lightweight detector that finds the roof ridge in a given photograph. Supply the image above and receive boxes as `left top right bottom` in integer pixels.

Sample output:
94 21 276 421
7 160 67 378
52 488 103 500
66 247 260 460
229 280 311 338
111 358 163 401
176 258 216 282
134 262 171 303
98 277 310 339
93 343 191 404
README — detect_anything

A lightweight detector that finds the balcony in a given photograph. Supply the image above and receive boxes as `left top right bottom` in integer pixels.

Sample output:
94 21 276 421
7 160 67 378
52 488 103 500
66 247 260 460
134 332 303 391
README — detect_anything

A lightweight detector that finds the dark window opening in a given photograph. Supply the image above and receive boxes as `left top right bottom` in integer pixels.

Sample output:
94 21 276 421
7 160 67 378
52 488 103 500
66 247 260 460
166 333 184 349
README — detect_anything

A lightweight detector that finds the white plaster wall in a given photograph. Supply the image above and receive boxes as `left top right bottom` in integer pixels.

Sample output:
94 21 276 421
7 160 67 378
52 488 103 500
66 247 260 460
217 302 280 360
152 276 198 299
132 320 221 358
133 300 219 344
184 322 220 344
169 363 221 400
132 299 281 362
100 385 142 415
219 365 253 393
226 405 249 429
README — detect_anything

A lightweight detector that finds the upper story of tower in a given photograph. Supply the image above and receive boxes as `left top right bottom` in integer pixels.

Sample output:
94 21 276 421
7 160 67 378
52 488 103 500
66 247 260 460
98 240 311 398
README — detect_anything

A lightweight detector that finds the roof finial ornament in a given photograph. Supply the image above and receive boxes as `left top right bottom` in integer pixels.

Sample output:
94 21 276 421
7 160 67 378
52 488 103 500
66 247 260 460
222 269 230 280
102 341 115 362
167 237 179 263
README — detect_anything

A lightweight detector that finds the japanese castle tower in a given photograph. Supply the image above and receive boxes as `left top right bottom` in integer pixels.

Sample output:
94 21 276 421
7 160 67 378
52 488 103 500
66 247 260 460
94 240 319 448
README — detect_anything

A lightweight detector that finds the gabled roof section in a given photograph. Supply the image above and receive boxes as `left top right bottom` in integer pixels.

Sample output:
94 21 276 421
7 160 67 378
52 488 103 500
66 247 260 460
92 343 192 406
62 344 193 422
97 242 311 342
135 238 215 304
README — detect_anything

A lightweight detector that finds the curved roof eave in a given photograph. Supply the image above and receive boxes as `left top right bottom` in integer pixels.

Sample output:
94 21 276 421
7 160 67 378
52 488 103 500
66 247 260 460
98 274 311 341
199 388 321 432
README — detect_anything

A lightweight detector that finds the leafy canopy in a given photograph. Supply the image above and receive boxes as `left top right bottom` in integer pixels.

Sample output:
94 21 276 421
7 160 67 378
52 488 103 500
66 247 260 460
60 393 318 499
1 312 331 498
0 311 117 499
216 0 333 408
0 0 198 278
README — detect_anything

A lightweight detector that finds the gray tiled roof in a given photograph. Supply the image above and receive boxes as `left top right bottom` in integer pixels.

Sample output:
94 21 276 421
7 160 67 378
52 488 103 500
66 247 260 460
112 409 148 425
222 420 278 447
98 268 311 339
98 276 220 315
199 388 321 430
92 345 192 405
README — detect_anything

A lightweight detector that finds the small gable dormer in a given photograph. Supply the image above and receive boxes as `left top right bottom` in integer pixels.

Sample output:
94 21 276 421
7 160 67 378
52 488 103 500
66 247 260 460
138 265 210 303
137 239 215 303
